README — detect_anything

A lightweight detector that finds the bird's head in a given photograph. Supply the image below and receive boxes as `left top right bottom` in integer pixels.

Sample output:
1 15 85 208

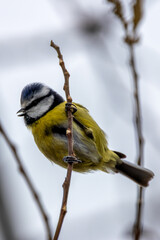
17 83 64 125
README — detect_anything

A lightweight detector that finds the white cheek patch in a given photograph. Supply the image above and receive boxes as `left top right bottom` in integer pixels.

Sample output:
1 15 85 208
27 95 54 118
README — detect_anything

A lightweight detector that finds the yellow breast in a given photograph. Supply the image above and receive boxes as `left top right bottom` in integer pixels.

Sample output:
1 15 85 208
29 102 116 172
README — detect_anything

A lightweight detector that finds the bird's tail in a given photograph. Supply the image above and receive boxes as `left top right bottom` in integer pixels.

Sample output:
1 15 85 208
115 160 154 187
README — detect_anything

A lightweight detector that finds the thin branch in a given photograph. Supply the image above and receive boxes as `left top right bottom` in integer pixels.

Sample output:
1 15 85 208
50 40 75 240
129 41 144 240
106 1 144 239
50 41 72 103
0 122 52 240
133 187 144 240
129 44 144 166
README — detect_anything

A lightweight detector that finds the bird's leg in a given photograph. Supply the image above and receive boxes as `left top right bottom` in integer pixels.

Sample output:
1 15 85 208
63 156 82 164
65 103 77 114
64 103 81 164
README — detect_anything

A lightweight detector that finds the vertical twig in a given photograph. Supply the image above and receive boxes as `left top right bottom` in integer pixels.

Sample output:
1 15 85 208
133 186 144 240
129 44 144 166
129 41 144 240
106 1 144 239
50 40 75 240
128 2 144 239
0 122 52 240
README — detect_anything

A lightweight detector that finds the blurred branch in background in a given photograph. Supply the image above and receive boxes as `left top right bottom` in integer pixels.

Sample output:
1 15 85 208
50 41 79 240
106 0 144 239
0 122 52 240
0 178 15 240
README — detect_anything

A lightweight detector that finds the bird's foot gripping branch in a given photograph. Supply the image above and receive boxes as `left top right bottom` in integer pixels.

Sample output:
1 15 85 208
65 102 77 114
63 156 82 164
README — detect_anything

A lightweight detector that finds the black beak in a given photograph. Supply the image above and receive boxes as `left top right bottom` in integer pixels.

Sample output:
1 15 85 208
17 108 26 117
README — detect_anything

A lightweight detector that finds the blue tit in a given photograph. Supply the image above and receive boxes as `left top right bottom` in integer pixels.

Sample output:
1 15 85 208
17 83 154 187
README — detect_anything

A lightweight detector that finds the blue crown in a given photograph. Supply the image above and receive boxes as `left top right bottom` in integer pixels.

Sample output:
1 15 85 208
21 83 44 104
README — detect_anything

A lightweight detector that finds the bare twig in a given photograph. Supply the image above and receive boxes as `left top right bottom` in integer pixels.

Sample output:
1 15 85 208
133 186 144 240
0 122 52 240
50 41 72 103
50 40 76 240
106 1 144 239
129 44 144 166
129 41 144 240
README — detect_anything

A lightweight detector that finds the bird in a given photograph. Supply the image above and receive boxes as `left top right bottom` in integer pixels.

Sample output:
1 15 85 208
17 82 154 187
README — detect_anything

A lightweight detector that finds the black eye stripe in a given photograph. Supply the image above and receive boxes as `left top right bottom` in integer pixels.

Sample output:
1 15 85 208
25 92 52 110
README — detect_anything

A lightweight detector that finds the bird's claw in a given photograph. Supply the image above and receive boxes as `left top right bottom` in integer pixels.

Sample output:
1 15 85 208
63 156 82 164
65 103 77 114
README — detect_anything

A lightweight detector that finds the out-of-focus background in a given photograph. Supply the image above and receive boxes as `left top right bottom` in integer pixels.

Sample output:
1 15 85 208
0 0 160 239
